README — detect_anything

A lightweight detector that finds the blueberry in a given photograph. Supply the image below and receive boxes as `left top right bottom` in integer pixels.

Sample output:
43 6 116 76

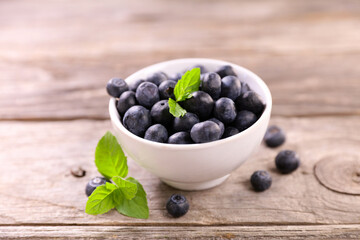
128 79 145 92
169 72 182 82
147 72 168 86
181 91 214 120
166 194 189 218
144 124 168 143
222 127 239 139
201 72 221 100
190 121 222 143
85 177 109 197
233 110 257 131
264 125 286 148
250 170 272 192
216 65 237 78
213 97 237 124
208 118 225 137
168 132 193 144
123 105 152 137
275 150 300 174
220 76 241 100
235 91 265 115
116 91 137 116
135 82 160 108
240 81 251 97
189 64 207 74
106 78 129 98
173 112 199 132
159 80 176 100
150 100 174 127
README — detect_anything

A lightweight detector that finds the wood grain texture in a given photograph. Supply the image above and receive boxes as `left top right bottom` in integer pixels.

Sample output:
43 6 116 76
1 225 360 239
0 116 359 226
1 0 360 120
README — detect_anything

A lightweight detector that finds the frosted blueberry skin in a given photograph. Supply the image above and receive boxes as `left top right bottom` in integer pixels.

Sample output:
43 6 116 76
173 112 200 132
235 91 265 116
220 76 241 100
208 118 225 137
123 105 152 137
166 194 189 218
250 170 272 192
213 97 237 124
275 150 300 174
106 78 129 98
144 124 168 143
233 110 257 132
181 91 214 120
117 91 137 116
159 80 176 100
150 100 174 127
85 177 109 197
216 65 237 78
190 121 222 143
135 82 160 109
168 132 193 144
264 125 286 148
146 71 168 86
128 79 145 92
222 127 239 139
201 72 222 100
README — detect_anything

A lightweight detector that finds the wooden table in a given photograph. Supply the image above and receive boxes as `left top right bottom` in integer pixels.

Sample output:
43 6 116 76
1 0 360 239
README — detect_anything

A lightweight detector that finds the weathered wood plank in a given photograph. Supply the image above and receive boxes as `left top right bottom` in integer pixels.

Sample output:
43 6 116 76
1 225 360 239
0 116 359 226
0 0 360 120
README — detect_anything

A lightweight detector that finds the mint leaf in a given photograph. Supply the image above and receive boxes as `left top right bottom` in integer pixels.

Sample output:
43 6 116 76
174 68 201 102
168 98 187 118
95 131 128 179
116 177 149 219
112 176 138 200
85 182 119 215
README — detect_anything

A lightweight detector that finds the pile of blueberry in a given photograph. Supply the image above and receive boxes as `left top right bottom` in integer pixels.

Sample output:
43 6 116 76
106 65 265 144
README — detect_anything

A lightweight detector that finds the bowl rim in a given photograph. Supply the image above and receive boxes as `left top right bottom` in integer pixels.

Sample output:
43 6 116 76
109 58 272 150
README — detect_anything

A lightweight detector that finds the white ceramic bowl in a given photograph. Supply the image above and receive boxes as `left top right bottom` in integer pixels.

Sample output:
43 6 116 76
109 58 272 190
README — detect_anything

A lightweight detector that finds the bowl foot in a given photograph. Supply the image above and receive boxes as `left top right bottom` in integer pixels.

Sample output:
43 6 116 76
160 174 230 191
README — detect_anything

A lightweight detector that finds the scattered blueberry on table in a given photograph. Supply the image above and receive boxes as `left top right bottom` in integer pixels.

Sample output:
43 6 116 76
264 125 286 148
275 150 300 174
250 170 272 192
85 177 109 197
107 64 266 144
166 194 189 218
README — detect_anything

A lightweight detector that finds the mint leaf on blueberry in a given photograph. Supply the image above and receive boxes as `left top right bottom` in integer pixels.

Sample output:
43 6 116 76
174 67 201 102
112 176 138 200
168 67 201 117
168 98 187 118
85 182 121 215
116 177 149 219
95 131 128 179
86 132 149 219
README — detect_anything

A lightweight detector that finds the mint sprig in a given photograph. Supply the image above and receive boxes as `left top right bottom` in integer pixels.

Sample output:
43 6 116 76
168 67 201 117
85 131 149 219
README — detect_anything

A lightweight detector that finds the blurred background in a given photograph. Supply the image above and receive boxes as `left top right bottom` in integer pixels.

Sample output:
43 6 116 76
1 0 359 121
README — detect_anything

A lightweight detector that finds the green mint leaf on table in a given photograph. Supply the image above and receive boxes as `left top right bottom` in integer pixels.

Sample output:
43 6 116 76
112 176 138 200
86 132 149 219
116 177 149 219
85 182 119 215
95 131 128 179
174 67 201 102
168 98 187 118
168 67 201 117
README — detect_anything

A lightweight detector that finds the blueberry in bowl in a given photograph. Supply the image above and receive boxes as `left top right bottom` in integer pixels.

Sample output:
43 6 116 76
109 58 272 190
